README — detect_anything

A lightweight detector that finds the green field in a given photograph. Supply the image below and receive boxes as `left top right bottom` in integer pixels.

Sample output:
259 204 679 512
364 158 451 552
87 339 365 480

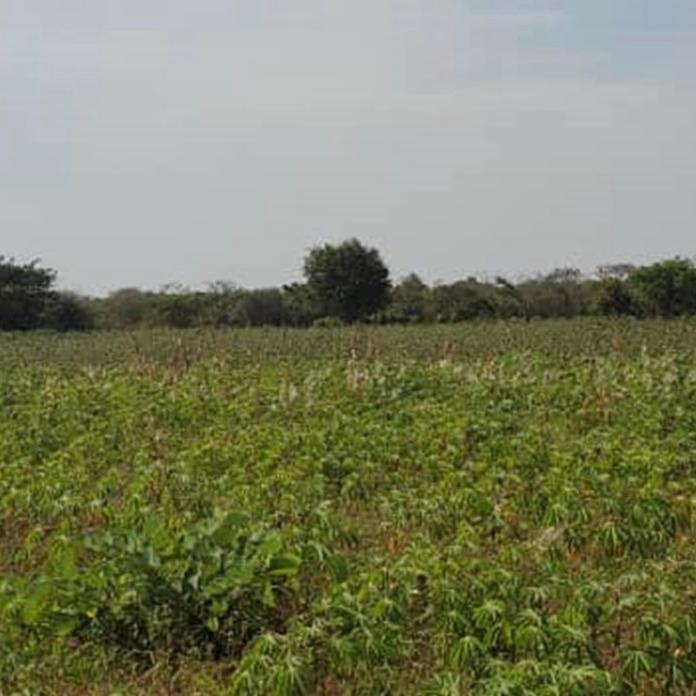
1 321 695 694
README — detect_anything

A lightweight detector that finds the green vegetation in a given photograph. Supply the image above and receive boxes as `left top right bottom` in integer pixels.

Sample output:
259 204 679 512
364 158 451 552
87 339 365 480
0 257 93 332
303 239 391 322
5 248 696 332
1 320 695 694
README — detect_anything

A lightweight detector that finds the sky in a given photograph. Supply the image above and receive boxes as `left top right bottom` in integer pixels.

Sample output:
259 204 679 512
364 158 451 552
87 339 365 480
1 1 696 295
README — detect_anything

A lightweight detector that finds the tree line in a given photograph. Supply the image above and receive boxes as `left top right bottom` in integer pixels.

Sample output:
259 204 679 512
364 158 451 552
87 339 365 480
2 242 696 332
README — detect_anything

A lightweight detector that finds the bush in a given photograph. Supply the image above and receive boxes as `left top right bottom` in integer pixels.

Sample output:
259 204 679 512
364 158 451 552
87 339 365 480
42 293 95 331
595 279 642 317
9 513 301 659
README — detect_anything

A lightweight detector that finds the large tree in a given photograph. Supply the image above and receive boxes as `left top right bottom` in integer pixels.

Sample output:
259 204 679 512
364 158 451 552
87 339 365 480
631 258 696 317
303 239 391 322
0 257 57 330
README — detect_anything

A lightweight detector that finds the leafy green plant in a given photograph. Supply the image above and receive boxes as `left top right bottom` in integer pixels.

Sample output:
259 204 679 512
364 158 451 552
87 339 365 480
6 512 301 660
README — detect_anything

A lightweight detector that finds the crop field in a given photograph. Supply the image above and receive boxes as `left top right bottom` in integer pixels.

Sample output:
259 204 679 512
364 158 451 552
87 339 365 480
1 320 695 695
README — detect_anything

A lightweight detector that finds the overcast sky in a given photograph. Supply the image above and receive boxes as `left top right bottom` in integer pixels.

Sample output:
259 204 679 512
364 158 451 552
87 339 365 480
2 1 695 294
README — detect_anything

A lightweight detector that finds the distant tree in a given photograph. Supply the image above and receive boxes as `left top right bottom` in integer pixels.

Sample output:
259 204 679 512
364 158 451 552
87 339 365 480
0 257 57 330
495 277 526 319
234 288 287 326
203 281 241 327
281 283 319 327
156 290 204 329
595 279 641 317
303 239 391 322
432 278 498 322
100 288 159 329
631 258 696 317
43 292 95 331
387 274 432 323
518 267 591 318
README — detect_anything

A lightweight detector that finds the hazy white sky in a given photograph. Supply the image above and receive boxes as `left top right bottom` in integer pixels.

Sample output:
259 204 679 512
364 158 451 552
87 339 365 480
2 0 695 294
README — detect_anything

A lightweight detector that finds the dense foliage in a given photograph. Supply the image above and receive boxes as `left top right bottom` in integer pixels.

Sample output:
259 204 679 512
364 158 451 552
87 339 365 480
4 249 696 332
77 256 696 330
303 239 392 322
1 321 695 694
0 257 56 331
0 257 93 332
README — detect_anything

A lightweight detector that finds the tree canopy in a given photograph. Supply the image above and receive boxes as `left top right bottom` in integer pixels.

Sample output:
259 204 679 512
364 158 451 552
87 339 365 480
631 258 696 317
3 246 696 331
303 239 391 322
0 257 56 330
